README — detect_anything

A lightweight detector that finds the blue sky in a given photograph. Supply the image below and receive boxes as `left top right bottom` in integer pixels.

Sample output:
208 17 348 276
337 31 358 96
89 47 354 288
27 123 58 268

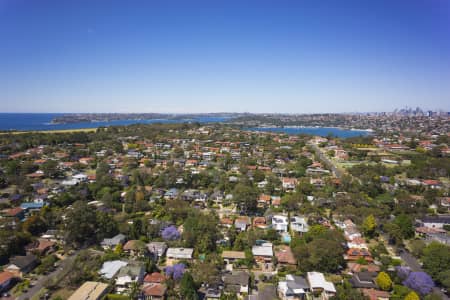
1 0 449 113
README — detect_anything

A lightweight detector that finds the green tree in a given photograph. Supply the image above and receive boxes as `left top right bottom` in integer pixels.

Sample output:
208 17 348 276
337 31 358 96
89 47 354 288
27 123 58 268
292 229 345 273
96 211 118 241
65 201 97 247
180 272 199 300
41 160 61 178
233 183 258 214
394 214 414 239
376 272 392 291
129 281 140 300
331 280 369 300
424 294 443 300
404 291 419 300
422 242 450 286
183 211 221 253
383 222 404 246
437 270 450 289
409 240 426 258
22 215 47 236
362 214 377 238
114 244 123 255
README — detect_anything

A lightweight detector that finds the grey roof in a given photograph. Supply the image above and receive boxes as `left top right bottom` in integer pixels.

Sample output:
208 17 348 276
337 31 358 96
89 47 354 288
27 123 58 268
117 263 145 278
147 242 167 255
224 272 250 286
101 233 126 247
9 254 38 269
287 275 309 290
100 260 128 279
349 272 377 289
423 215 450 224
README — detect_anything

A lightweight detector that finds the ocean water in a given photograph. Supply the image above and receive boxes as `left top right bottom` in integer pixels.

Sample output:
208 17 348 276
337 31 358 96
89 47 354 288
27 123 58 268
0 113 369 138
0 113 228 131
248 127 370 138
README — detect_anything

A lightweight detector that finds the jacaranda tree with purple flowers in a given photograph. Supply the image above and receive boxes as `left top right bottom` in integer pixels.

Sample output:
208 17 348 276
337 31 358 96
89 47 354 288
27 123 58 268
403 272 435 295
165 263 185 280
396 266 412 280
162 225 181 240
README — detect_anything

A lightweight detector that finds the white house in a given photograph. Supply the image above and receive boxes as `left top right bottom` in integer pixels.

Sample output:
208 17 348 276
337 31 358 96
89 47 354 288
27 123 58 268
282 178 298 190
307 272 336 299
166 248 194 260
272 215 289 233
290 216 309 234
100 260 128 279
115 264 145 294
422 215 450 229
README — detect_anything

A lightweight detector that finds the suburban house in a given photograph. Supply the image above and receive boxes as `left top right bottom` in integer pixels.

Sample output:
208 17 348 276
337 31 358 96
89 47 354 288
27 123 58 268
415 226 450 245
235 216 251 232
147 242 168 260
204 285 222 300
144 272 166 284
68 281 109 300
223 272 250 295
141 283 167 300
101 233 126 250
99 260 128 280
347 262 380 274
348 272 378 289
306 272 336 300
272 215 289 233
123 240 147 257
345 248 373 263
1 207 25 221
25 238 56 255
115 263 146 294
361 288 390 300
258 194 272 207
290 216 309 235
6 254 39 277
282 178 298 190
166 248 194 265
421 215 450 229
253 217 268 229
278 274 310 300
221 251 246 271
0 271 15 293
252 242 273 271
275 245 297 266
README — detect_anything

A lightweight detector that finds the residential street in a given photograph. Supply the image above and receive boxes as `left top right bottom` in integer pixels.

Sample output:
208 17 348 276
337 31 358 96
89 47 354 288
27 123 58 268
308 142 344 178
16 252 79 300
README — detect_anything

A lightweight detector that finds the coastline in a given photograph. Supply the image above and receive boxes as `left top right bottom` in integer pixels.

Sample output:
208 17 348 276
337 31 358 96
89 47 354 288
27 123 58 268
0 128 98 135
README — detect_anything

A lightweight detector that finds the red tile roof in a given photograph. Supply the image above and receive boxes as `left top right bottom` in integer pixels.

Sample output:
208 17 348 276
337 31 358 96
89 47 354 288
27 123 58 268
142 283 167 297
144 272 166 283
361 288 390 300
0 271 14 285
3 207 23 217
275 246 296 265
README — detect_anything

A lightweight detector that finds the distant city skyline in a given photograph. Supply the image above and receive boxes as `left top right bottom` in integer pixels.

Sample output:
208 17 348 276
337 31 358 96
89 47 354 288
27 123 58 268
1 0 449 113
